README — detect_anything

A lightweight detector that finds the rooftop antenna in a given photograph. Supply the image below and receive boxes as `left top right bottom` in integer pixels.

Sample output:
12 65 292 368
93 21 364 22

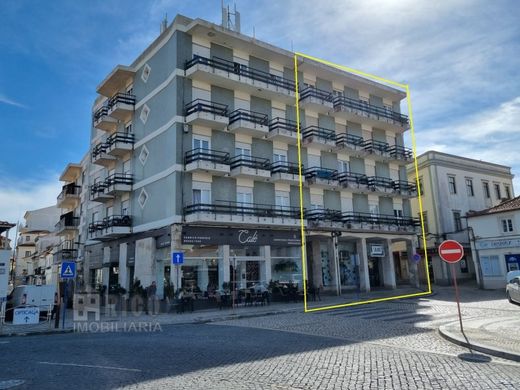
221 1 241 33
160 13 168 34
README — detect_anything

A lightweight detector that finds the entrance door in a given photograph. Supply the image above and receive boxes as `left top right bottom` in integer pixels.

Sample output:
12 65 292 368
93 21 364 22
368 257 382 287
246 261 260 287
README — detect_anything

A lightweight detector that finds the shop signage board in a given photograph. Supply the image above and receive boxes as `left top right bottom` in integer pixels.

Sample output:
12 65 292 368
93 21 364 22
182 227 301 246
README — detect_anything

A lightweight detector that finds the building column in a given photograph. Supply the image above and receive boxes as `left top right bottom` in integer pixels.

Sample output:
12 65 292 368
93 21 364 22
218 245 230 289
134 237 156 290
118 243 128 291
406 239 420 288
382 239 396 289
359 238 370 292
261 245 272 285
332 234 341 295
311 238 324 289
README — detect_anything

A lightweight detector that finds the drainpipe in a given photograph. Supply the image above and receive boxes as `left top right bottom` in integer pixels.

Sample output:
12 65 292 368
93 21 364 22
467 225 483 289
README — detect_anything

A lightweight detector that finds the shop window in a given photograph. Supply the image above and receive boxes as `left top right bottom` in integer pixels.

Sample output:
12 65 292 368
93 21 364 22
480 255 501 277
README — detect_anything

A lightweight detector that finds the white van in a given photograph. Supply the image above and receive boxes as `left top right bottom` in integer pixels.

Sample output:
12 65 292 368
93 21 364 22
8 285 56 309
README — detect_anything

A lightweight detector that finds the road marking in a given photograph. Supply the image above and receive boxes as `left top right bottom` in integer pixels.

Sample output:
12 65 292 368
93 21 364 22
37 361 141 372
0 341 10 344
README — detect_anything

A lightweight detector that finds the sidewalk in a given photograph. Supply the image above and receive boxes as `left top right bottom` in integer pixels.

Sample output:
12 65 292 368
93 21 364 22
1 287 431 336
439 316 520 362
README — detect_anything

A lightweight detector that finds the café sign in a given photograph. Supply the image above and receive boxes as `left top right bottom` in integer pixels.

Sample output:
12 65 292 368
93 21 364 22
182 227 301 246
475 238 520 250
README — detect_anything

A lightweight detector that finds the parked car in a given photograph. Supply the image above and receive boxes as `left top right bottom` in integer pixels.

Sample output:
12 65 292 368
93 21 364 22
506 276 520 304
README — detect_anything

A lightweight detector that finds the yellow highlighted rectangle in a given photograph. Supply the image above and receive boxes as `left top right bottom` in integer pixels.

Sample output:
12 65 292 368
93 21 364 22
294 52 431 313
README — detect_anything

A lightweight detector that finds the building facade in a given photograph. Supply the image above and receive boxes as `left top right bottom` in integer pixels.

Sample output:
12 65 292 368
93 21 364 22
467 197 520 289
63 14 422 299
408 151 514 285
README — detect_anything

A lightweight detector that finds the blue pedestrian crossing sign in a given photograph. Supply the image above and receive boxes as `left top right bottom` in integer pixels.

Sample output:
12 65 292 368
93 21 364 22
60 261 76 279
172 252 184 265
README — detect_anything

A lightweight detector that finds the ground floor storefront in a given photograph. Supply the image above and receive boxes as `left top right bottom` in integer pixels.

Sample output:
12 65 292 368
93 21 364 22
82 224 426 300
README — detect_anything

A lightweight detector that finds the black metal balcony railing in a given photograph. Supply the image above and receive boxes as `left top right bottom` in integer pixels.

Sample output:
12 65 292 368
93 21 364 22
337 171 369 186
302 126 336 142
184 200 301 219
53 248 78 263
304 167 338 181
268 117 299 134
299 86 333 103
92 143 109 160
55 215 79 231
185 55 296 92
270 161 301 175
105 173 133 187
368 176 394 190
364 139 390 154
106 132 135 147
93 106 110 122
88 215 132 234
388 145 413 160
229 155 270 170
342 212 419 228
185 148 230 165
90 182 108 197
185 98 228 117
333 96 409 126
229 109 268 126
393 180 417 193
305 208 342 222
107 92 136 110
58 184 81 200
335 133 365 149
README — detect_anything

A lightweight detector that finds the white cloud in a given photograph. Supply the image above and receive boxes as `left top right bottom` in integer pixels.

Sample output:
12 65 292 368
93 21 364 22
0 93 26 108
0 177 62 241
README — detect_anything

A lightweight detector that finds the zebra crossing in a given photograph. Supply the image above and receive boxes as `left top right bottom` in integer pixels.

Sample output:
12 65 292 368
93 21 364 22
325 303 459 327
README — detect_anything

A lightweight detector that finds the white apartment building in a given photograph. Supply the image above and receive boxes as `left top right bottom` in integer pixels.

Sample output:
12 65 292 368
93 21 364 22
408 151 514 285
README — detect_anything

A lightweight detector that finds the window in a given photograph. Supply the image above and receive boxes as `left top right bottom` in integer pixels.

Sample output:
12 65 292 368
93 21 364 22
121 200 130 216
448 176 457 194
236 187 252 206
494 183 501 199
106 206 113 218
273 149 287 163
482 181 490 198
465 179 474 196
505 185 511 199
92 211 99 222
338 160 350 173
480 255 502 277
453 211 462 231
369 204 379 217
125 122 133 133
24 251 31 257
192 189 210 204
235 143 251 160
275 191 290 208
394 209 403 218
193 135 210 150
310 194 323 210
420 212 429 234
418 176 424 196
501 218 514 233
25 235 30 242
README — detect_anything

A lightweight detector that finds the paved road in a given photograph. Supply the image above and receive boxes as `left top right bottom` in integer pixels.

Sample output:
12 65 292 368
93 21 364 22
1 287 519 389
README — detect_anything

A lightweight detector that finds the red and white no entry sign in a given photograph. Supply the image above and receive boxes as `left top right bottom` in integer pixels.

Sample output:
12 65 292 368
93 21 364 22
438 240 464 263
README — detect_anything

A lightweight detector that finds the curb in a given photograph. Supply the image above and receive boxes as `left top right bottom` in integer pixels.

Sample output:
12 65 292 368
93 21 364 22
0 329 74 338
438 324 520 362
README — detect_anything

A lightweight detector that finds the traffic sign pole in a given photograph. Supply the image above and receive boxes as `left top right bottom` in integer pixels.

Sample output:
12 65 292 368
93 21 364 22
451 263 464 333
62 280 68 330
439 240 465 334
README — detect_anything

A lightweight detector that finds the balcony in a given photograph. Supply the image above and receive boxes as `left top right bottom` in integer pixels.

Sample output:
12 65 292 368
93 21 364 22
93 106 118 132
228 109 269 138
53 247 78 264
335 133 366 154
267 118 300 144
363 139 391 161
184 201 302 227
96 65 135 98
104 173 133 196
270 161 302 184
92 143 116 167
184 148 230 176
229 155 271 180
306 208 343 229
57 184 81 209
367 176 395 195
337 171 370 191
185 99 228 129
388 145 413 163
55 213 79 235
90 183 113 203
106 132 134 156
299 86 334 114
393 180 417 197
302 126 336 150
332 96 409 132
89 215 132 241
304 167 339 189
106 92 136 122
185 55 296 104
342 212 419 233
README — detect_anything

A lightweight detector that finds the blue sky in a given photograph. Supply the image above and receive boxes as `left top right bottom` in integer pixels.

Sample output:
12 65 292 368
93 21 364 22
1 0 520 228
